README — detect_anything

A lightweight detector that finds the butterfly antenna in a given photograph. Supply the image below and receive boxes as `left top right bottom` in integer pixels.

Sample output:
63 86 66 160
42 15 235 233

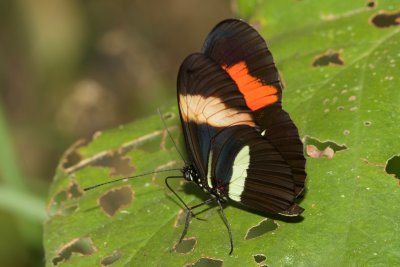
83 168 181 191
157 108 187 165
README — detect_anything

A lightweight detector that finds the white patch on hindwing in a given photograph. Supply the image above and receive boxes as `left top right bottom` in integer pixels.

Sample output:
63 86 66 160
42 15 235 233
207 150 213 189
228 146 250 202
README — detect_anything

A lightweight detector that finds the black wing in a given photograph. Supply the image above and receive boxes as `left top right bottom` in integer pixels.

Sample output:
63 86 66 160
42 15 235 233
177 52 303 215
210 125 303 215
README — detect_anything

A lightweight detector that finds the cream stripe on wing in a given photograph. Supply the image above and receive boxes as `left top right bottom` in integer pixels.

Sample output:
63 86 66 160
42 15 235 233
228 146 250 202
179 94 255 128
207 150 213 188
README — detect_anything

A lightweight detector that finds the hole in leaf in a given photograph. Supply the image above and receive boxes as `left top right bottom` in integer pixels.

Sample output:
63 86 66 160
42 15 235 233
253 254 267 263
367 0 376 8
306 145 335 159
52 237 96 266
312 50 344 67
370 10 400 28
245 219 278 240
385 155 400 179
304 136 347 159
185 257 223 267
98 186 133 217
101 250 122 266
173 237 196 254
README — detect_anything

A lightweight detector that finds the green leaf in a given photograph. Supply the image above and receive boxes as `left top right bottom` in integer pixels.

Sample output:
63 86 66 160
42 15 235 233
44 1 400 266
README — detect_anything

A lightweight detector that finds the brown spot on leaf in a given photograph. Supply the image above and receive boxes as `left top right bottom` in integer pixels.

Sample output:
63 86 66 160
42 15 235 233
47 181 83 216
363 121 372 127
162 111 175 120
245 219 278 240
98 185 133 217
91 152 135 177
64 128 168 174
100 250 122 266
367 0 376 8
59 139 87 171
52 237 96 266
370 10 400 28
304 136 347 159
312 50 344 67
173 237 196 254
185 257 223 267
68 182 83 198
385 155 400 179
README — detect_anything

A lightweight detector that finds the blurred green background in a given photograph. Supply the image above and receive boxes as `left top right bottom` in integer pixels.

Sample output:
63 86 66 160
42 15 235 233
0 1 233 266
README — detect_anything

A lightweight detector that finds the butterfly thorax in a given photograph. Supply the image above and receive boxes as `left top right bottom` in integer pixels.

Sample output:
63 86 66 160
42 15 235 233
182 165 227 202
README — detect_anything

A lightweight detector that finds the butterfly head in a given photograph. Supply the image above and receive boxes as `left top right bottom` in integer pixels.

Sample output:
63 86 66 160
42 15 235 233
182 165 199 183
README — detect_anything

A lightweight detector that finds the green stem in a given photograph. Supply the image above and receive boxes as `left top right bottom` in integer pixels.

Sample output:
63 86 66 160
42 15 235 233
0 103 26 191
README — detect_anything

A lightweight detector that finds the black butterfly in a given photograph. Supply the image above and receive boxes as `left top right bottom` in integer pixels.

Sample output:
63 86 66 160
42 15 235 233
167 19 307 254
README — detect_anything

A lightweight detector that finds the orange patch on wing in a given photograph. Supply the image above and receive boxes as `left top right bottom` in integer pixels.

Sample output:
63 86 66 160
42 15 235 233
222 61 278 111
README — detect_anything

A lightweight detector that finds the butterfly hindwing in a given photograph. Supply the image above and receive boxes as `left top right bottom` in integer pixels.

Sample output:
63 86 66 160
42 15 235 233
256 106 307 197
209 125 303 215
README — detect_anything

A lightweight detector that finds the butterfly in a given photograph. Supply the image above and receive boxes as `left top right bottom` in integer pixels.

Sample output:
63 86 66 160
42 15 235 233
171 19 307 254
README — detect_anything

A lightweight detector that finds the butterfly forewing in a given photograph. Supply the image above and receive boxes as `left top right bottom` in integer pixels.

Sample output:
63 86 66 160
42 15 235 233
177 53 255 180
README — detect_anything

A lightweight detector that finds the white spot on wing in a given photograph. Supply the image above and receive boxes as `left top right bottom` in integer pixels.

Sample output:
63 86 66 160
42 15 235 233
228 146 250 202
179 94 255 128
207 151 213 188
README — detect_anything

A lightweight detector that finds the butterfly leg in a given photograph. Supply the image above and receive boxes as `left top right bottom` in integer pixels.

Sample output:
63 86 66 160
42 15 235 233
217 199 234 255
165 176 190 210
179 198 215 243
